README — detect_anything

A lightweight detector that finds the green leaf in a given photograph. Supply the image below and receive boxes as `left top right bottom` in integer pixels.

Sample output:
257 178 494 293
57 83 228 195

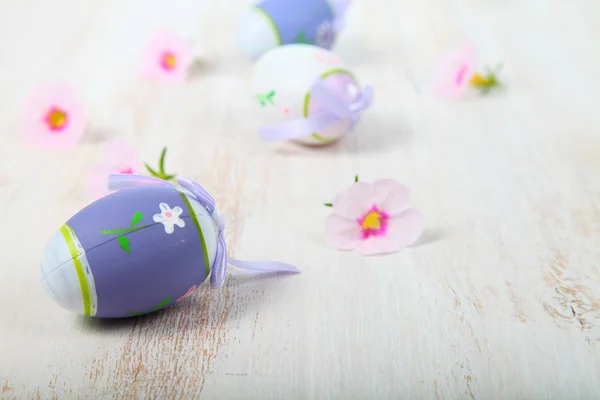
125 297 173 316
145 163 159 177
159 147 167 174
126 310 149 316
117 236 131 254
130 212 143 227
324 203 333 207
153 297 172 310
163 174 177 181
354 175 359 182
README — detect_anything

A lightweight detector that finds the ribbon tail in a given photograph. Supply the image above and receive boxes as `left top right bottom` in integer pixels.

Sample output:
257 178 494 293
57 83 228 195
228 259 301 274
210 235 228 289
331 0 351 31
357 85 374 109
258 112 340 142
108 173 167 191
177 177 217 212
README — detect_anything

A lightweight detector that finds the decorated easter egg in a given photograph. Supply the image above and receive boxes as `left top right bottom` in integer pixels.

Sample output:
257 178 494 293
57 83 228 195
252 44 373 145
41 174 298 318
237 0 349 59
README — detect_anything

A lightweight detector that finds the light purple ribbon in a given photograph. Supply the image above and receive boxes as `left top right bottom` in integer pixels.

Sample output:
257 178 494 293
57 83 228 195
331 0 351 31
258 80 373 142
108 173 300 289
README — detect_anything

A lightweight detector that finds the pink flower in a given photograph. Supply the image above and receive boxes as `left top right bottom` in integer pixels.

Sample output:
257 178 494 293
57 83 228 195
176 285 197 302
432 43 478 100
19 84 87 150
325 179 425 255
86 140 143 200
140 30 193 83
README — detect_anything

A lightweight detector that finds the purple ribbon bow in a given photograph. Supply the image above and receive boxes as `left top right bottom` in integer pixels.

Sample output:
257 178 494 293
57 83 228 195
108 173 300 289
258 80 373 142
331 0 351 32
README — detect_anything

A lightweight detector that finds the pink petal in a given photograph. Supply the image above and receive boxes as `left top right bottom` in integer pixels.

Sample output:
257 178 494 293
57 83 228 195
332 182 375 219
324 213 361 250
385 209 426 248
432 42 478 100
372 179 411 216
140 30 192 83
355 237 399 256
102 140 142 169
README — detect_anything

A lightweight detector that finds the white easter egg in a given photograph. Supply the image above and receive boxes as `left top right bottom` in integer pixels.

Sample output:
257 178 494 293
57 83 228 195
252 43 362 145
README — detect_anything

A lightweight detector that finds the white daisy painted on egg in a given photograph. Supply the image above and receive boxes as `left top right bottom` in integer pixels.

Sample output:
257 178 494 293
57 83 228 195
153 203 185 234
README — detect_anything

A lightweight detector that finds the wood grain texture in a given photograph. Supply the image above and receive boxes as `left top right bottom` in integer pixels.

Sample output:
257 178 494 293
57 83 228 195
1 0 599 398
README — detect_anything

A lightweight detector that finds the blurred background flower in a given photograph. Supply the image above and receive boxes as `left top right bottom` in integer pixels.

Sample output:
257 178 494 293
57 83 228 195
86 140 143 200
19 84 87 150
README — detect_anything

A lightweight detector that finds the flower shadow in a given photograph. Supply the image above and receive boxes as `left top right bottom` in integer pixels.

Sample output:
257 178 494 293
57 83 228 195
80 127 114 145
413 227 446 247
186 58 218 81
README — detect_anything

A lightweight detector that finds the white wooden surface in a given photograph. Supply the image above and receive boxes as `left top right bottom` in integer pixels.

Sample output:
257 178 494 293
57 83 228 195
1 0 599 398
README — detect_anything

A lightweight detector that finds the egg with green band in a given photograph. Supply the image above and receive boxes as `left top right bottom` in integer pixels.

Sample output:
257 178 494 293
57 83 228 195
252 44 373 145
237 0 349 59
40 182 218 318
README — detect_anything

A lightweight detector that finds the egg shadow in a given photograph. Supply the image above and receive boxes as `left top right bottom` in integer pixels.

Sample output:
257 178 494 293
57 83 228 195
74 272 298 334
270 114 414 157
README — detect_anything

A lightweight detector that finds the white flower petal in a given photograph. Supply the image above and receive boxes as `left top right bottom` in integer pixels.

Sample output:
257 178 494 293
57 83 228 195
172 206 183 217
164 221 175 234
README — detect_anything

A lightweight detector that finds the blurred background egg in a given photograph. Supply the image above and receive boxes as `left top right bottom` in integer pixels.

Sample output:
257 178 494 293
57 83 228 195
252 44 363 145
237 0 343 60
40 183 218 318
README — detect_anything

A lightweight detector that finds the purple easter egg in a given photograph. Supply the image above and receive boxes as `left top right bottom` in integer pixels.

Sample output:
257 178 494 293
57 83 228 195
40 183 218 318
238 0 338 59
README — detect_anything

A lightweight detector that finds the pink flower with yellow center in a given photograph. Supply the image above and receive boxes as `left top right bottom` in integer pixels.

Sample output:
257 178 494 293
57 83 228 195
86 140 143 200
19 84 87 150
325 179 425 255
432 43 478 100
140 30 193 83
432 43 503 99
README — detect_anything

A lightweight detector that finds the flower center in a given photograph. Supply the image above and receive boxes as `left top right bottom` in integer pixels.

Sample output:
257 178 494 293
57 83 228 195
455 64 469 85
362 212 381 230
357 205 389 239
469 72 488 87
119 167 133 174
45 107 68 132
161 52 177 71
165 211 172 218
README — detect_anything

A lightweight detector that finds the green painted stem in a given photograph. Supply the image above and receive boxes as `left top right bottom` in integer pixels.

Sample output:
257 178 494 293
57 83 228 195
100 224 153 235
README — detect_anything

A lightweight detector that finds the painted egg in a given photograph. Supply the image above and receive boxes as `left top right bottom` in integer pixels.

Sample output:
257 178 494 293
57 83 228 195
237 0 347 59
252 44 372 145
40 182 219 318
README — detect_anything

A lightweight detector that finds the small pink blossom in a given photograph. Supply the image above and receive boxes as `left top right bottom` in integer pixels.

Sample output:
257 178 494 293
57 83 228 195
86 140 143 200
19 84 87 150
176 285 197 302
140 30 193 83
432 43 478 100
324 179 425 255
